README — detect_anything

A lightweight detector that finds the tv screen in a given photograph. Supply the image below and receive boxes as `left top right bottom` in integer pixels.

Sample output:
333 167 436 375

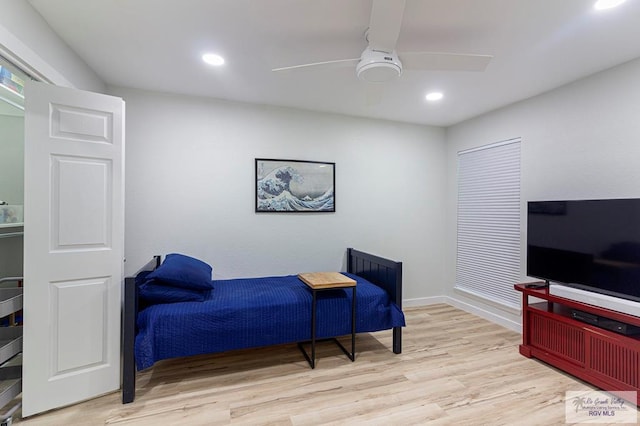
527 198 640 302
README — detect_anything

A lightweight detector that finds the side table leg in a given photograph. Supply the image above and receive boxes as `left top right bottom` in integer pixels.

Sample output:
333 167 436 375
351 286 356 361
299 284 356 368
311 289 317 368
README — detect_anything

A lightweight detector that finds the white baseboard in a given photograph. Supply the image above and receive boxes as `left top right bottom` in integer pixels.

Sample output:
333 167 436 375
403 296 448 307
403 295 522 333
446 296 521 333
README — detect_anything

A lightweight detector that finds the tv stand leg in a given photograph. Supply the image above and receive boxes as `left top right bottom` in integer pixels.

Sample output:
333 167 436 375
519 345 532 357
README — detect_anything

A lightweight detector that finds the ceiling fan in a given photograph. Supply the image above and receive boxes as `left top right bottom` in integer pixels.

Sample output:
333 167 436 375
272 0 492 83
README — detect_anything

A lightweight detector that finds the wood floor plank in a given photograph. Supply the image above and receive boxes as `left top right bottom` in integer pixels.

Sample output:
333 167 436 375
14 304 619 425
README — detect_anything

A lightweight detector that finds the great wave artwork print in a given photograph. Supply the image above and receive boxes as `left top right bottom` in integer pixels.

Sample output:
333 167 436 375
255 159 335 213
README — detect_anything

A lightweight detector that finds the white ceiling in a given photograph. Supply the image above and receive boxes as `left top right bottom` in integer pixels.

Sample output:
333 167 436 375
28 0 640 127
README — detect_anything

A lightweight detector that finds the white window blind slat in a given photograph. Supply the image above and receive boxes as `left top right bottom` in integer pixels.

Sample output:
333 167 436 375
455 138 521 309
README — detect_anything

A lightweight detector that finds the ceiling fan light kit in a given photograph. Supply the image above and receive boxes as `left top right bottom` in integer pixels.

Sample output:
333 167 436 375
356 48 402 83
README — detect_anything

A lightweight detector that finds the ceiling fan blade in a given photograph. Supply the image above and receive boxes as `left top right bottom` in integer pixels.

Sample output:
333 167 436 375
367 0 406 52
400 52 493 72
272 58 360 72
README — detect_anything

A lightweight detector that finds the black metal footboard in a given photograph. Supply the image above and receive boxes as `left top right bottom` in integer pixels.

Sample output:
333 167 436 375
347 247 403 354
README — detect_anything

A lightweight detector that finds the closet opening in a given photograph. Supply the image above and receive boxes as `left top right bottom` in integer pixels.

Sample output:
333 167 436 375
0 54 30 423
0 54 28 283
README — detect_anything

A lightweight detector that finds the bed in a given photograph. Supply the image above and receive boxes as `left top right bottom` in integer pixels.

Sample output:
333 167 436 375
122 248 404 403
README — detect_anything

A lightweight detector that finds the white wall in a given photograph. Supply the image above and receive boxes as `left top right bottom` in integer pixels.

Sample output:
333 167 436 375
0 0 104 92
444 57 640 329
110 87 447 301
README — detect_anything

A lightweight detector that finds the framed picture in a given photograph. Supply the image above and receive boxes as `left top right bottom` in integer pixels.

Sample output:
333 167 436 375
255 158 335 213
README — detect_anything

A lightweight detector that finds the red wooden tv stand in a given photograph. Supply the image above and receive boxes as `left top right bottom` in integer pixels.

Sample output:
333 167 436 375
515 283 640 406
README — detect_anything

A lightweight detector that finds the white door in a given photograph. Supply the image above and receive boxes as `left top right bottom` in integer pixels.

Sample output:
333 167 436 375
22 81 124 416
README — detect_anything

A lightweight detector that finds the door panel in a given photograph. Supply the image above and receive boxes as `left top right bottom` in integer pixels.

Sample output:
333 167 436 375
52 156 112 249
51 103 113 144
23 81 124 416
52 277 109 374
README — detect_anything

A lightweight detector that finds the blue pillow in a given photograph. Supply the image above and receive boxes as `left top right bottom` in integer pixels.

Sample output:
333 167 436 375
147 253 213 290
139 279 208 303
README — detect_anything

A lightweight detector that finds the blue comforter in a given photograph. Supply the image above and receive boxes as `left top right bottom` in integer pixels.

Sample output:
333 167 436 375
135 273 405 370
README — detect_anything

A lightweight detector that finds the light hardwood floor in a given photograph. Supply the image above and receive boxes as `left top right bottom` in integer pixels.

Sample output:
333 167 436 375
14 305 613 425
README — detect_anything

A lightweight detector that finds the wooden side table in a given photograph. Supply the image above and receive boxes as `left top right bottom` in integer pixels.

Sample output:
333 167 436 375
297 272 357 368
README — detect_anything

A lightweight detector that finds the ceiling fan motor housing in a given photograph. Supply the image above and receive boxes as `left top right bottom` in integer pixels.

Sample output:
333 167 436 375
356 48 402 82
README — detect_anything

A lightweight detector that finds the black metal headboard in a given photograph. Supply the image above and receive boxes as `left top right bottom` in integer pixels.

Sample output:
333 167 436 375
122 255 160 404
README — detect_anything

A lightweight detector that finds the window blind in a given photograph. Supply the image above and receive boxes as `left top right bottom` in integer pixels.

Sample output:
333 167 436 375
455 138 521 310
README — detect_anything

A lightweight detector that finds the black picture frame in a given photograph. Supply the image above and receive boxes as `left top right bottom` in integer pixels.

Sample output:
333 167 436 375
255 158 335 213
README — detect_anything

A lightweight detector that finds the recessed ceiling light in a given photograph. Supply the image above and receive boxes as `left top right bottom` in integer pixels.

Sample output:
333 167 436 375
425 92 444 101
594 0 626 10
202 53 225 66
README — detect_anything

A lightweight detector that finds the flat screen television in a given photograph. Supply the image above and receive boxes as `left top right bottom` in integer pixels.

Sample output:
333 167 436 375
527 198 640 303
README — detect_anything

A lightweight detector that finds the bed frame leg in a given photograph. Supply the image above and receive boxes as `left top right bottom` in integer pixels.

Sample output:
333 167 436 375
122 366 134 404
392 326 402 354
122 275 136 403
